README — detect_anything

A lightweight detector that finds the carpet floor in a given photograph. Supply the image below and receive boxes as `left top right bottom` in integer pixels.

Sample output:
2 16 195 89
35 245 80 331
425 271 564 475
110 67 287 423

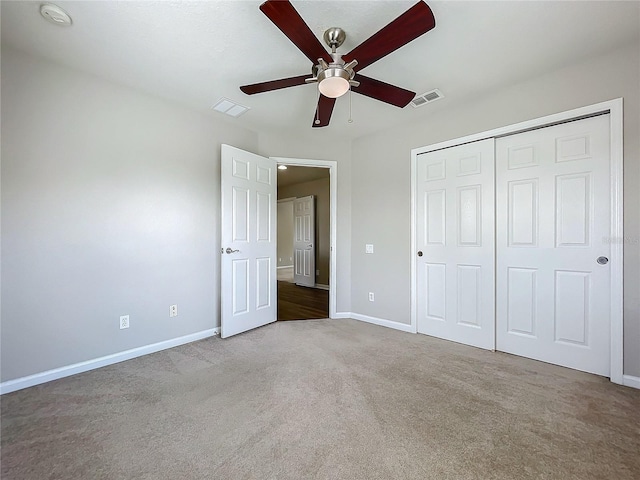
1 319 639 479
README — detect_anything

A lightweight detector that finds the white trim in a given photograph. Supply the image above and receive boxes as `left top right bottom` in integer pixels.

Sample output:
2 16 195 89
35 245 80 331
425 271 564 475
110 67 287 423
410 146 418 334
608 98 624 385
277 265 293 269
333 311 352 319
410 98 624 384
270 157 338 320
411 99 619 156
314 283 330 291
622 375 640 390
277 197 296 203
0 328 219 395
350 313 414 333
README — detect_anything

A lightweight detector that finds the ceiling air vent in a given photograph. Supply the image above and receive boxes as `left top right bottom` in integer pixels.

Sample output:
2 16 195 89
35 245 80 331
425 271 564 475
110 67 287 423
211 98 250 118
410 89 444 108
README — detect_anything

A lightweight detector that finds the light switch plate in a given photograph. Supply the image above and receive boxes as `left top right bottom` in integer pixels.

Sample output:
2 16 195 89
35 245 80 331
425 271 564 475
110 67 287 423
366 244 374 254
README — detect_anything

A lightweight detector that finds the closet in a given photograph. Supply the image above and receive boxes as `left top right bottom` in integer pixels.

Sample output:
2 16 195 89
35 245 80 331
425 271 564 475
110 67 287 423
415 113 613 376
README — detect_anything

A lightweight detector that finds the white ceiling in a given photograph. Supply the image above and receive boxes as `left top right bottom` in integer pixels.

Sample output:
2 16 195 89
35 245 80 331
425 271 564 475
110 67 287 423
2 1 639 141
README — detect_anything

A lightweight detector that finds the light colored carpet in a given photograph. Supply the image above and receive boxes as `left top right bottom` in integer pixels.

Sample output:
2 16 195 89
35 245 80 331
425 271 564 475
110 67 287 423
1 319 639 479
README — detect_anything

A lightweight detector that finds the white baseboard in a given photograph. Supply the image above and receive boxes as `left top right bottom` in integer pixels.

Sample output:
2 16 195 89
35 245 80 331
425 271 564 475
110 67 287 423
332 312 352 319
314 283 330 291
622 374 640 390
277 265 293 269
341 312 414 333
0 328 219 395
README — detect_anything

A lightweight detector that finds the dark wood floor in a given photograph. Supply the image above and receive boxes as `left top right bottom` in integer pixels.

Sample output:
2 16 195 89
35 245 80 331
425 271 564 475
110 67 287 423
277 281 329 321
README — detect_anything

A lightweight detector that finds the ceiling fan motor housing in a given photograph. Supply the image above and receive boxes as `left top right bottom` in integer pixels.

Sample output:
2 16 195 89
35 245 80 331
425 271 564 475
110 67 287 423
307 49 359 98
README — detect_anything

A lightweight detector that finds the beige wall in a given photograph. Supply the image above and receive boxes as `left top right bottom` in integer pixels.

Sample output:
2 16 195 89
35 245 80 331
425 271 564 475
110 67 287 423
1 47 259 382
350 42 640 376
278 177 331 286
4 39 639 386
277 200 294 267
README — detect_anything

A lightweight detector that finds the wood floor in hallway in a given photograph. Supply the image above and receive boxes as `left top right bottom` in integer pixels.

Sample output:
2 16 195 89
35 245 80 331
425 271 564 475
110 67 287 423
277 281 329 321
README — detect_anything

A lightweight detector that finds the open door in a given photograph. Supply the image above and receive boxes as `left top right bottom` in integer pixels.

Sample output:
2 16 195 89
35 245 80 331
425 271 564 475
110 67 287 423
221 145 277 338
293 195 315 287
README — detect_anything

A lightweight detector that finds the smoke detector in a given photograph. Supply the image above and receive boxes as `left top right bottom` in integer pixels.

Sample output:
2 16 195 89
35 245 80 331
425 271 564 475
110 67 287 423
40 4 72 26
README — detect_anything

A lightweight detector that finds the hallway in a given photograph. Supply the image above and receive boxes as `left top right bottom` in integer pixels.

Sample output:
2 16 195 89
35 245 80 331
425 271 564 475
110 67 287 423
277 281 329 321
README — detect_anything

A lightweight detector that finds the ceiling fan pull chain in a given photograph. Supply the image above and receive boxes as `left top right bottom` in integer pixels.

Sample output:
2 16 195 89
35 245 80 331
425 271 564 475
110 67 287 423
315 88 321 125
348 88 354 124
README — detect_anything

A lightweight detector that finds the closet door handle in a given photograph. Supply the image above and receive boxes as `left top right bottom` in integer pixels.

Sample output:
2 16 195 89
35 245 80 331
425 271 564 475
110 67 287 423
417 251 423 257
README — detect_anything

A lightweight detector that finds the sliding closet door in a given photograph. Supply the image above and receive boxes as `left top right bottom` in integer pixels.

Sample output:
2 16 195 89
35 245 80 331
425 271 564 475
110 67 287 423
416 139 495 350
495 115 611 376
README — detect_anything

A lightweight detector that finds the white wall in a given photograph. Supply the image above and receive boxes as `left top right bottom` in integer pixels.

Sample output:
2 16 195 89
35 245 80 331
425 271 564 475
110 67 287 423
258 132 352 314
0 48 258 382
350 42 640 377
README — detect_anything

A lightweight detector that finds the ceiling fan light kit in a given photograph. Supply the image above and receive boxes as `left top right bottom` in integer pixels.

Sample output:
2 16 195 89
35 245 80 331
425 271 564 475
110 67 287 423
240 0 436 127
317 70 350 99
307 43 360 99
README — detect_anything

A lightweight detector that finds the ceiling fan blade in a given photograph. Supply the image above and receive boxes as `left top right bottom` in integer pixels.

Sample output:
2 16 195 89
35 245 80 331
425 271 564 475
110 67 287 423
352 75 415 108
342 1 435 71
312 95 336 128
240 74 310 95
260 0 332 64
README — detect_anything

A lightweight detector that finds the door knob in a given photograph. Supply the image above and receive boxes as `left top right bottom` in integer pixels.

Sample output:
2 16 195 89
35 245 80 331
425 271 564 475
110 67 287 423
596 256 609 265
417 251 423 257
307 244 313 248
225 248 240 254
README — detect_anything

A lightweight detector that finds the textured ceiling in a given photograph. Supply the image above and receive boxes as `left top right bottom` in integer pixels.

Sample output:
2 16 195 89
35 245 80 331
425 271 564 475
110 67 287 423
2 1 639 141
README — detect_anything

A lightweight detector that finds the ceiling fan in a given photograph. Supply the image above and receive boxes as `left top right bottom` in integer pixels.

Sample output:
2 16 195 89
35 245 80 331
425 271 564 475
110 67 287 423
240 0 436 128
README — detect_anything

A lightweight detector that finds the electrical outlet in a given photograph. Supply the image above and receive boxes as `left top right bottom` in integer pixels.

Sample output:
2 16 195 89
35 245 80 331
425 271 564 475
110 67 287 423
368 292 375 302
120 315 129 329
169 305 178 317
316 269 320 276
366 244 374 254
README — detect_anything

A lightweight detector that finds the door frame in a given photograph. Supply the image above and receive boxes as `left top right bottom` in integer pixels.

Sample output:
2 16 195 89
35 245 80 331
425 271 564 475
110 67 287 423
271 157 338 319
410 98 624 384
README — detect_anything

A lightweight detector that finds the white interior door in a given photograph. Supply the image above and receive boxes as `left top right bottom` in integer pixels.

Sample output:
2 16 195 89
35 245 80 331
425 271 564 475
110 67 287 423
293 195 315 287
416 139 495 349
221 145 277 338
496 115 611 376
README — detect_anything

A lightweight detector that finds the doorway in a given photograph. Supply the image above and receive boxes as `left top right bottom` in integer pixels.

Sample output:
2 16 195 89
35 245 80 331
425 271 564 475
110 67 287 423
276 164 330 320
220 148 338 338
